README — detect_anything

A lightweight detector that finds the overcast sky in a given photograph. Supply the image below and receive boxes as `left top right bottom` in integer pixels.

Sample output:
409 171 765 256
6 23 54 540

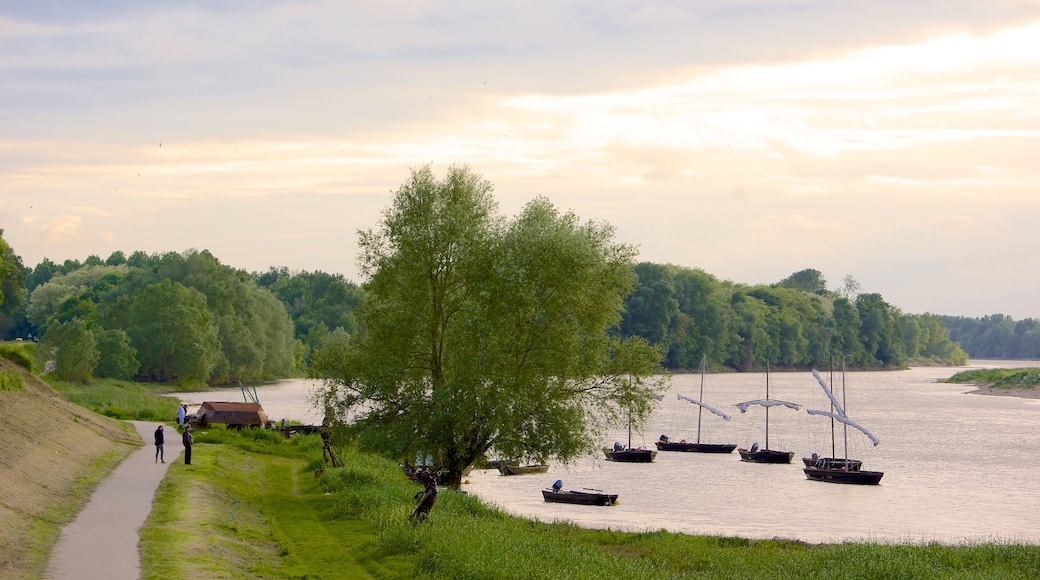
3 1 1039 319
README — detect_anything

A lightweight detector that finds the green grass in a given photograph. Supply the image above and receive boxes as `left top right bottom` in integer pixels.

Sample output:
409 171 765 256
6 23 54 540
44 376 182 421
138 428 1040 579
0 340 36 372
943 368 1040 390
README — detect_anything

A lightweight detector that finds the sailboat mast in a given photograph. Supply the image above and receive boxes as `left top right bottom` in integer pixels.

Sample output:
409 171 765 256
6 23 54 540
696 354 706 444
765 361 770 450
841 357 849 461
829 356 836 459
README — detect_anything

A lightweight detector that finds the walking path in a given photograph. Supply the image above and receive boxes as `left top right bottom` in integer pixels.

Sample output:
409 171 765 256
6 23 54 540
46 421 175 580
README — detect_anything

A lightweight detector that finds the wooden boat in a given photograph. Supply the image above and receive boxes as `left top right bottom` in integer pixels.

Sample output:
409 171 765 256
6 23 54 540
541 480 617 506
498 463 550 476
603 399 657 462
802 359 884 485
657 354 737 454
735 363 799 464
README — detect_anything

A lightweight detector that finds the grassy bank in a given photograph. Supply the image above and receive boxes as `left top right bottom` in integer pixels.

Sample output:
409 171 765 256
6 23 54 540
943 368 1040 391
139 427 1040 579
44 376 183 422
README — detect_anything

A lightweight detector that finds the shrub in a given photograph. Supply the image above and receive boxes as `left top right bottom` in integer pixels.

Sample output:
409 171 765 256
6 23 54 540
0 368 22 391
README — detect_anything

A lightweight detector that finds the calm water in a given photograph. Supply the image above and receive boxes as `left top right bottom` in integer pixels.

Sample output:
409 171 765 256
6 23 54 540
169 360 1040 544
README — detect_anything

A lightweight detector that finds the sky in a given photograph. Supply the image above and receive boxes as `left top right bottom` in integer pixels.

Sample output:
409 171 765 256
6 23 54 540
2 1 1039 320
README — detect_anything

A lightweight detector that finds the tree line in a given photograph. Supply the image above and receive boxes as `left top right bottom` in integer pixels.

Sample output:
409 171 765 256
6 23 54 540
0 229 985 387
942 314 1040 360
618 264 968 370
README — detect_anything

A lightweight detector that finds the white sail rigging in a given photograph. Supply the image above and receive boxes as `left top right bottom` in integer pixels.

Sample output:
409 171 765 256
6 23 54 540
735 399 800 413
806 408 880 446
677 394 731 421
810 369 847 417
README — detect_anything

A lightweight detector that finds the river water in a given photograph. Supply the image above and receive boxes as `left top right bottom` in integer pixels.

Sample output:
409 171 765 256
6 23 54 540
169 360 1040 545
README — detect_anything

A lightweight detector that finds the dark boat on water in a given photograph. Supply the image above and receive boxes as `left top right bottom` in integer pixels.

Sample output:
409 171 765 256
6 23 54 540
658 355 737 454
802 361 884 486
603 403 658 463
735 363 800 464
541 480 618 506
498 463 550 476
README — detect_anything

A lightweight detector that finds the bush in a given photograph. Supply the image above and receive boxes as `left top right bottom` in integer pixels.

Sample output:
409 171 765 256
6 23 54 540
0 342 35 372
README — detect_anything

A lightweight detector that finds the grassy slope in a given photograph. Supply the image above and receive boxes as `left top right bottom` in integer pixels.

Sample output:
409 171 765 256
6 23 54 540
0 359 141 580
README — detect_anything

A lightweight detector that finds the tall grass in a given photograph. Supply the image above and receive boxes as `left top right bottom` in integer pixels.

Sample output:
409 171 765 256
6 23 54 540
44 376 181 421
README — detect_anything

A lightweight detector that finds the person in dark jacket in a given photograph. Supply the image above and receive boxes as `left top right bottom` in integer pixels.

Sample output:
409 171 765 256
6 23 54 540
182 424 193 465
154 425 165 463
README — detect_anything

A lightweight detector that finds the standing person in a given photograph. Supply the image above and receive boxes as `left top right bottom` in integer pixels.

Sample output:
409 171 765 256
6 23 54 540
182 424 193 465
177 404 187 427
154 425 165 463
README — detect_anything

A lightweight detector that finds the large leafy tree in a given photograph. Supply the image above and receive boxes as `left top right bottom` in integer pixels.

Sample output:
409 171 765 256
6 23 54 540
128 280 220 383
313 165 665 487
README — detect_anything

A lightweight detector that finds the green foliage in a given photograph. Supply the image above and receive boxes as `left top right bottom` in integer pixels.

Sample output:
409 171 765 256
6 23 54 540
313 164 666 487
943 314 1040 359
0 341 36 372
45 376 182 421
621 265 969 371
93 327 140 379
41 318 98 383
127 279 220 383
943 367 1040 390
0 229 27 316
0 367 22 391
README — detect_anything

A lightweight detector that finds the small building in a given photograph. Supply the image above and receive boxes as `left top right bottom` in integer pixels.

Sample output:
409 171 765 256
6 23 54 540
193 401 268 428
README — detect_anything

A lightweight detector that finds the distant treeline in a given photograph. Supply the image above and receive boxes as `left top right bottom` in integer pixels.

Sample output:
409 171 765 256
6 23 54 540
618 264 967 371
0 240 983 384
942 314 1040 360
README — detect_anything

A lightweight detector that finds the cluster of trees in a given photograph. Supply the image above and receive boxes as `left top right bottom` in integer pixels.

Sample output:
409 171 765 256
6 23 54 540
253 267 364 368
14 249 294 384
942 314 1040 360
312 165 666 486
619 264 968 370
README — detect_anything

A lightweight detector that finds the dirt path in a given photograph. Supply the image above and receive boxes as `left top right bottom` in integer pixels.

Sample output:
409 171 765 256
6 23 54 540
46 421 176 580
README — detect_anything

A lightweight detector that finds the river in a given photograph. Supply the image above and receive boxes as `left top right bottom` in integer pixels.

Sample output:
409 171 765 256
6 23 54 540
169 360 1040 545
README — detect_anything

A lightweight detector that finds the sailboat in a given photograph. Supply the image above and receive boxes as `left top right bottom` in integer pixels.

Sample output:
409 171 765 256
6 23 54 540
735 363 800 463
657 354 736 453
603 395 659 463
802 359 884 485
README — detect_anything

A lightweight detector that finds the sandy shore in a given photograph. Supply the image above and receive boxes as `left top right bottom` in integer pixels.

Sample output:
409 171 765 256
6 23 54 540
967 384 1040 399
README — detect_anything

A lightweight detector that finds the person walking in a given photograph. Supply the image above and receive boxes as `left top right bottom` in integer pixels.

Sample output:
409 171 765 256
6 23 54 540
177 404 187 426
154 425 165 463
182 424 193 465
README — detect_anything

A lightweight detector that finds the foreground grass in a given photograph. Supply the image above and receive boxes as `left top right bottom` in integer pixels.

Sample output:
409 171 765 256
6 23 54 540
139 428 1040 579
943 368 1040 391
44 376 182 422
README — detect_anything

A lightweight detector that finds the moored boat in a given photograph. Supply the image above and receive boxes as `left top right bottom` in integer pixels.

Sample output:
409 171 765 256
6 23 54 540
541 480 618 506
802 360 884 485
735 363 800 464
658 355 737 454
498 463 550 476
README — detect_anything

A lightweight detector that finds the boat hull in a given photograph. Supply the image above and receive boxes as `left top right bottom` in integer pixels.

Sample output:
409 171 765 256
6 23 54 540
803 467 884 485
656 441 736 453
603 448 657 462
738 448 794 463
498 464 550 476
801 456 863 471
542 489 618 506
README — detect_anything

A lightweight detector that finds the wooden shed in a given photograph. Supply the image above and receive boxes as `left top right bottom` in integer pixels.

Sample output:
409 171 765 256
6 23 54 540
194 401 268 428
